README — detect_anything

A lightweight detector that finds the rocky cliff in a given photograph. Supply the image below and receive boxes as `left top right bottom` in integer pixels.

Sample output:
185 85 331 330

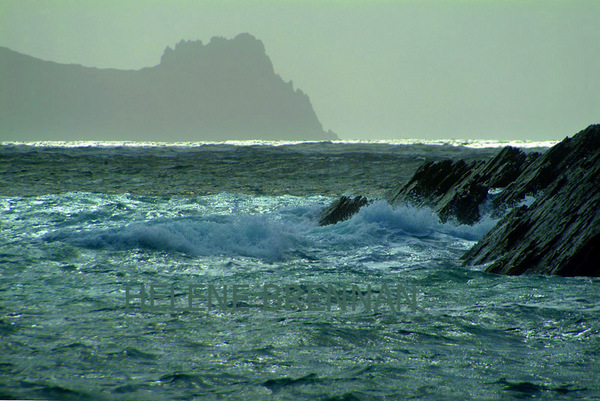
0 33 337 142
318 124 600 276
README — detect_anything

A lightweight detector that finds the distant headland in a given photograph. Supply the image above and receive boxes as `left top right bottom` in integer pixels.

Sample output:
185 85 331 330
0 33 338 142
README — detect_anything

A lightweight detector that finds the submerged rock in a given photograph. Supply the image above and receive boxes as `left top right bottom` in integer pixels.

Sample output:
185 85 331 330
318 195 370 226
463 124 600 276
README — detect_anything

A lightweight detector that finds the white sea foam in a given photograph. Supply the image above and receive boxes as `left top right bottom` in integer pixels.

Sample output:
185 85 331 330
326 201 500 243
43 197 497 262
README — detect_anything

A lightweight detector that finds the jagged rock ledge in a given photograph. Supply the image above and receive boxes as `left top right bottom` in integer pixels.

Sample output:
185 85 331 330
386 146 540 225
318 145 539 226
318 124 600 277
462 124 600 276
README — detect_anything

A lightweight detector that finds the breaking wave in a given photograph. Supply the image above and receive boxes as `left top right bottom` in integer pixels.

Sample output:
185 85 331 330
45 198 499 261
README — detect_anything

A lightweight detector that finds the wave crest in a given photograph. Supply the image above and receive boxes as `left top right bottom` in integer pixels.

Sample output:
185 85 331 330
48 214 297 260
45 198 499 261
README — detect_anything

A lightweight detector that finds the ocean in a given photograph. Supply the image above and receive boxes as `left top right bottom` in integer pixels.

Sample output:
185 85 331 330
1 140 598 400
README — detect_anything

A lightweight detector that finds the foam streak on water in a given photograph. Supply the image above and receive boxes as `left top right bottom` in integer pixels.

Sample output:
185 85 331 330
0 142 598 400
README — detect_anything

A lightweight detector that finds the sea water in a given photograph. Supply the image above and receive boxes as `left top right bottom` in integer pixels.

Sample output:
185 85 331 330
0 141 598 400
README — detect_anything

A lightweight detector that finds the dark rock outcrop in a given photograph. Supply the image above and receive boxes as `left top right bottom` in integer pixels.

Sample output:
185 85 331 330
318 196 370 226
387 146 539 224
462 124 600 276
0 33 338 142
317 124 600 276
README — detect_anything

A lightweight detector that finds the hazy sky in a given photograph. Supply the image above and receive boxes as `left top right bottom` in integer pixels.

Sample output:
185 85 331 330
1 0 599 141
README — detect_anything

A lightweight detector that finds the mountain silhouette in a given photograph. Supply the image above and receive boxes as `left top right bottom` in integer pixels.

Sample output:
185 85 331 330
0 33 337 141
